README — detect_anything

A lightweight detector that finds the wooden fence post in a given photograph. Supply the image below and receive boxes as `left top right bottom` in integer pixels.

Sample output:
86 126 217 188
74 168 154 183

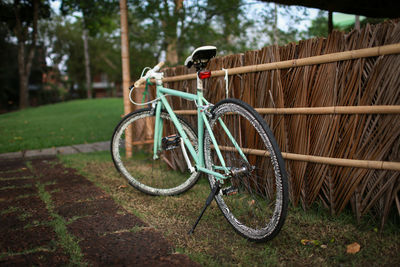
119 0 132 157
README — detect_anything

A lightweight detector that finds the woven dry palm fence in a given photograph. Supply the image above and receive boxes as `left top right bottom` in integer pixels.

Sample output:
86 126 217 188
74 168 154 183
141 20 400 227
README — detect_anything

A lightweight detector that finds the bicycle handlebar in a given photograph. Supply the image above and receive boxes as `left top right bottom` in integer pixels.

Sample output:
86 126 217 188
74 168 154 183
134 61 164 87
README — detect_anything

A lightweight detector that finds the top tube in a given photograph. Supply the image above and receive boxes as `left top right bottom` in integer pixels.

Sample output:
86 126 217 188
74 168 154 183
158 86 198 101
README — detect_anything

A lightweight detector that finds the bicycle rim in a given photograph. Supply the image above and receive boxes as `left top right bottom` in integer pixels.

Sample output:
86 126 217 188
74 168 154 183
111 109 200 196
204 99 288 241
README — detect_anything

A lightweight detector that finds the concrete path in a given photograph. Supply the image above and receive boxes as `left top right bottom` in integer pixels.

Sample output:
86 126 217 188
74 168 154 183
0 141 110 160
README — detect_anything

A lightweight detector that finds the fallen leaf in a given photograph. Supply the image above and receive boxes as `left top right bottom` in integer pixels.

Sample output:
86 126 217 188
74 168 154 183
301 239 311 245
320 245 328 249
346 242 361 254
313 240 321 246
118 185 128 189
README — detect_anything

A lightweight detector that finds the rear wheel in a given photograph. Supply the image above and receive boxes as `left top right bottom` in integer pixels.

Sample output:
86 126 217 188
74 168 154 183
203 99 288 242
111 108 200 195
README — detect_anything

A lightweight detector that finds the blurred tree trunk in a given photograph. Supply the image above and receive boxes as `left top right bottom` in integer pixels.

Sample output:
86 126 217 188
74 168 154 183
328 11 333 33
15 0 39 109
355 15 360 30
82 28 92 99
273 3 279 45
166 39 178 65
164 0 183 65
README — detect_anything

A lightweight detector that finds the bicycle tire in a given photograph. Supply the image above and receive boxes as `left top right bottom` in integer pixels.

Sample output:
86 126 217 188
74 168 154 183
111 108 200 196
203 98 288 242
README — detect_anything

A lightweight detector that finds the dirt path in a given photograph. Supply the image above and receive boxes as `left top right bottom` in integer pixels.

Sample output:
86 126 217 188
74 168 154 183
0 156 199 266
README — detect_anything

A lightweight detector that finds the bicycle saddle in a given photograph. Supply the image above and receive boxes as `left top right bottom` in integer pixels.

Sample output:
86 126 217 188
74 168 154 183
184 46 217 69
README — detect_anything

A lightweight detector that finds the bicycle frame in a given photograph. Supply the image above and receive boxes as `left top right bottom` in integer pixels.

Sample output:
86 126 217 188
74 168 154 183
150 74 248 182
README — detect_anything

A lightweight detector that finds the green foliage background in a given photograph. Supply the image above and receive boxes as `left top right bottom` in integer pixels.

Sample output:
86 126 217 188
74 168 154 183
0 0 388 110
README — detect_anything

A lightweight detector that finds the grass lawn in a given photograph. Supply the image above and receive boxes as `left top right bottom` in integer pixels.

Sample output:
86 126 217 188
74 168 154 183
0 98 123 153
60 151 400 267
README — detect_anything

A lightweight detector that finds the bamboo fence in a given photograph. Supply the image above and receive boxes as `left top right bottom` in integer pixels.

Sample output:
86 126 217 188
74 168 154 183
137 20 400 227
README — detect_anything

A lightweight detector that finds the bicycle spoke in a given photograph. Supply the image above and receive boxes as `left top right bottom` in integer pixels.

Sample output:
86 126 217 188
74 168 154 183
111 109 200 196
204 99 288 241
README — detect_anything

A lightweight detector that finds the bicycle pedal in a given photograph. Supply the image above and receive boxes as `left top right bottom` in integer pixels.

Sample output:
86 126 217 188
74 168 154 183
222 186 238 196
162 134 181 150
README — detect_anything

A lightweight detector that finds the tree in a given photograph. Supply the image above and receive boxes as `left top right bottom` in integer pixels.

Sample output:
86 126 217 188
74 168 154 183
0 0 50 109
128 0 253 72
0 23 19 111
60 0 118 98
41 15 122 98
257 3 308 46
41 17 84 95
304 11 385 39
202 0 253 54
305 10 329 38
163 0 183 65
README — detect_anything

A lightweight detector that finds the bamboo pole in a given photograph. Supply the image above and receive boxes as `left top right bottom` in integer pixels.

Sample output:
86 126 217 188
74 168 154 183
161 43 400 83
132 139 154 146
216 146 400 171
174 105 400 115
119 0 132 157
128 142 400 171
256 105 400 114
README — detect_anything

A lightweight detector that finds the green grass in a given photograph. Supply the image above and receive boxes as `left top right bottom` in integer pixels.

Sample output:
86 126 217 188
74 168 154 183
60 151 400 267
36 181 86 266
0 98 123 153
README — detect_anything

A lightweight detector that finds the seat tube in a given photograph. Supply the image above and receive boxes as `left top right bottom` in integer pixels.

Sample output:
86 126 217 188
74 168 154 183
153 90 163 159
197 73 204 167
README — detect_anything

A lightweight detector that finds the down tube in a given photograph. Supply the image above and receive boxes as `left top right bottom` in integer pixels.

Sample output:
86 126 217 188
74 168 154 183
159 96 200 166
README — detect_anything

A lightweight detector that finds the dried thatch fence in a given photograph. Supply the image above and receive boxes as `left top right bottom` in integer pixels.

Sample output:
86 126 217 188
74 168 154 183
139 20 400 227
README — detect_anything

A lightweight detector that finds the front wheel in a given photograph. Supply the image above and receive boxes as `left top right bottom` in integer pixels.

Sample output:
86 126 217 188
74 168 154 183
111 108 200 196
203 98 288 242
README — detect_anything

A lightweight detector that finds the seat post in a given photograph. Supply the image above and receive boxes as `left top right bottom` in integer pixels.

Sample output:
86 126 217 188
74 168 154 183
196 71 204 91
195 61 208 91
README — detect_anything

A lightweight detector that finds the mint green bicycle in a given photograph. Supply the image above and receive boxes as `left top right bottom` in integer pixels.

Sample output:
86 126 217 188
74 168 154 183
111 46 288 242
